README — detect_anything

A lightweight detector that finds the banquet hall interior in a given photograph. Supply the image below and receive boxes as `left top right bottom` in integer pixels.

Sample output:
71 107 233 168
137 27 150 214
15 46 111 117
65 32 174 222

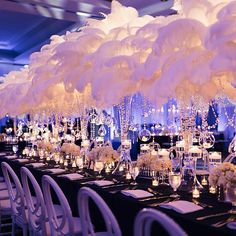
0 0 236 235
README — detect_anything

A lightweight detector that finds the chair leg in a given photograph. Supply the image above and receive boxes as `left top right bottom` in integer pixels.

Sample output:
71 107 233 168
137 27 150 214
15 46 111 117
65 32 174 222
23 225 28 236
11 222 15 236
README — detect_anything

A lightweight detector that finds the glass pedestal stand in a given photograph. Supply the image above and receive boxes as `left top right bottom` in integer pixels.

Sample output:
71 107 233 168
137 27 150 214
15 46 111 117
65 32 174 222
180 152 203 192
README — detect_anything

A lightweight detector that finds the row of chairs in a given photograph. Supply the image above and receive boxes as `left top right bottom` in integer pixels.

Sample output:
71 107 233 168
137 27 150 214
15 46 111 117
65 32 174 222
0 162 187 236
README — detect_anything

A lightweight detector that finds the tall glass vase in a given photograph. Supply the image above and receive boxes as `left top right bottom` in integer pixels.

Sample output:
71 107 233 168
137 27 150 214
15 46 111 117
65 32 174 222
112 139 132 175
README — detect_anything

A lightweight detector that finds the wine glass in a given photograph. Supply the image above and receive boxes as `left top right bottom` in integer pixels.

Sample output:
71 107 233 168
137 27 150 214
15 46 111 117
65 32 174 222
226 183 236 214
94 160 104 178
169 172 182 198
129 162 140 185
12 145 18 156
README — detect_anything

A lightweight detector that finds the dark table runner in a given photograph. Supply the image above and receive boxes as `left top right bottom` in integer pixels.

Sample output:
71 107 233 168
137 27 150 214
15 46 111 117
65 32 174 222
0 155 235 236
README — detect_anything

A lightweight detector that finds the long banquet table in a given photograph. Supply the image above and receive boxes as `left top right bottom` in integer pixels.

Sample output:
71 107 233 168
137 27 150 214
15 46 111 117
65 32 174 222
0 153 235 236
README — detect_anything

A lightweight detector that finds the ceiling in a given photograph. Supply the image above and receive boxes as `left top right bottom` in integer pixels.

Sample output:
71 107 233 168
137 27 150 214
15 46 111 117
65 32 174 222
0 0 175 76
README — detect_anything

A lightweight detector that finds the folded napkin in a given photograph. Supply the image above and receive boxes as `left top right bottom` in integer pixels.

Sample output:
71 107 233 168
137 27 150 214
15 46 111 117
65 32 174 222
121 189 153 199
89 180 114 187
27 163 45 168
60 173 84 180
4 155 17 160
15 159 29 163
160 200 203 214
45 168 66 174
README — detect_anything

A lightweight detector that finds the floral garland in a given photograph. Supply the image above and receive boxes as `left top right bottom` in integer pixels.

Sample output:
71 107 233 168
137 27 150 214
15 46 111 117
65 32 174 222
87 146 120 164
209 162 236 187
137 153 172 172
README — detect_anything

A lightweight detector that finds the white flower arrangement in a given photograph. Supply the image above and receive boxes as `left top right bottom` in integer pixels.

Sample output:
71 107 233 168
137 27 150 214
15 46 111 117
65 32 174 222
60 143 80 156
137 153 172 172
36 140 53 152
209 162 236 187
87 146 119 164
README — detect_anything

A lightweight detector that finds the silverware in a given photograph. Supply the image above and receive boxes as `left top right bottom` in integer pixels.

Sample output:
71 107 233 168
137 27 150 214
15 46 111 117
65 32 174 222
212 216 236 228
197 212 230 221
139 195 171 202
148 198 172 207
192 199 213 208
102 183 127 189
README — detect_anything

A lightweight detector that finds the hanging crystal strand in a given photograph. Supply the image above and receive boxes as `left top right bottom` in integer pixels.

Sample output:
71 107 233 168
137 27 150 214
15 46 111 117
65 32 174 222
112 97 132 174
90 108 96 141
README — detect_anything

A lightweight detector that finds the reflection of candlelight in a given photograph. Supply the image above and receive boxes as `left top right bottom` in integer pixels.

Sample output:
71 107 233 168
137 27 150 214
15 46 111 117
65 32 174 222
209 186 217 194
152 178 159 186
126 172 131 180
201 177 208 186
192 187 200 198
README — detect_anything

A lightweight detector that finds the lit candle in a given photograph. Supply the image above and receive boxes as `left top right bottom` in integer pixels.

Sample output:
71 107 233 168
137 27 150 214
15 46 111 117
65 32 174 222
209 186 217 194
201 176 208 186
192 187 200 198
105 166 111 173
152 178 159 186
76 157 83 168
126 172 132 180
119 165 124 172
72 161 76 168
46 156 51 161
64 160 68 167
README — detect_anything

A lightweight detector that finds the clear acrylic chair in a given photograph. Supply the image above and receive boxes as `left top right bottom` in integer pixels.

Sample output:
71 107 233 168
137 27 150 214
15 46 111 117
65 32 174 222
134 208 187 236
20 167 49 236
42 175 82 236
78 187 122 236
1 162 28 236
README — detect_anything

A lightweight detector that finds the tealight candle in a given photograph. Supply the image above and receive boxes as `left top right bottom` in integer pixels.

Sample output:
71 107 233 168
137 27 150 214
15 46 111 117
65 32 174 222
76 157 83 168
64 160 68 167
119 165 124 172
46 156 51 161
192 187 200 198
201 176 208 186
126 172 132 180
72 161 76 168
152 178 159 186
209 186 217 194
59 158 64 164
105 166 111 173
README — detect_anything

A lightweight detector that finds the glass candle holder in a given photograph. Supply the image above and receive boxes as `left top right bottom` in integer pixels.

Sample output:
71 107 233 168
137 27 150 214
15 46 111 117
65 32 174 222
192 187 200 198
